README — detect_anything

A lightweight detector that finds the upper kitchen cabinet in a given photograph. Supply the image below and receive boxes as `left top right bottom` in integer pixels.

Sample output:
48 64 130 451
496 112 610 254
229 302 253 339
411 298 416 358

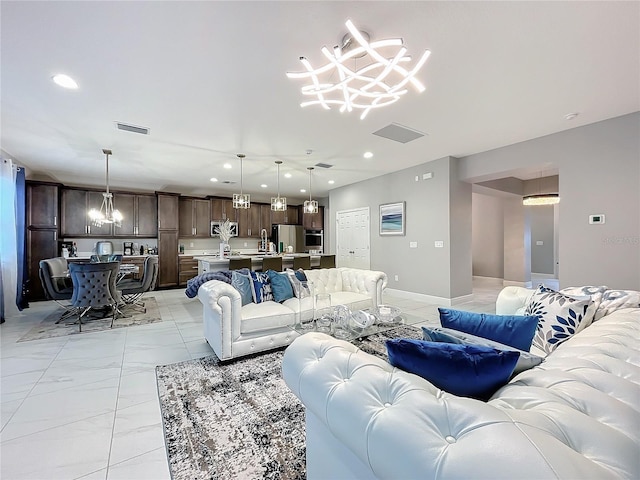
157 193 179 230
27 181 59 229
61 188 111 237
210 197 223 221
273 205 299 225
112 193 157 237
222 199 235 221
260 204 272 232
179 197 211 237
236 203 263 238
302 205 324 230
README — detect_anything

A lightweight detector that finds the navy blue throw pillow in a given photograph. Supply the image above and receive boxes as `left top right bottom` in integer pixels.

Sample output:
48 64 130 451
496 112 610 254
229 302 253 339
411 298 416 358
266 269 294 303
438 308 538 352
386 339 519 401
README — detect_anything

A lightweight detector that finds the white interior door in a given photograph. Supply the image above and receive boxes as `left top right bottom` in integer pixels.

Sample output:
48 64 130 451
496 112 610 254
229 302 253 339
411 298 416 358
336 207 370 269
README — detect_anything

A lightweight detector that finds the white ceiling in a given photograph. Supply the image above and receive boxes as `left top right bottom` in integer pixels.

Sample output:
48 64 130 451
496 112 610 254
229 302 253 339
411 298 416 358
2 1 638 203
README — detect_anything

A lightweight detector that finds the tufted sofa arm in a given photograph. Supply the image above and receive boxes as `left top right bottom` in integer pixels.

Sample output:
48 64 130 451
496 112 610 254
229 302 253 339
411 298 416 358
282 331 636 479
496 285 533 315
198 280 243 359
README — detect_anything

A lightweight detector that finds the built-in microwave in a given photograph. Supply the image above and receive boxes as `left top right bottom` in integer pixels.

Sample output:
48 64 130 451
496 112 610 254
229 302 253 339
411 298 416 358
211 221 238 238
304 229 323 249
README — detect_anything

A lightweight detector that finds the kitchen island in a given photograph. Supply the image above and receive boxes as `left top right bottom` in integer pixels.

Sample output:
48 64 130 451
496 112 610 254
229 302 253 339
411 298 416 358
193 254 331 274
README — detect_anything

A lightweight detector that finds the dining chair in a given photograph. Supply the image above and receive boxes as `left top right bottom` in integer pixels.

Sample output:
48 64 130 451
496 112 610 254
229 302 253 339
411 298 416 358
68 261 119 331
318 255 336 269
91 254 122 263
292 255 311 270
39 257 74 322
261 256 282 272
119 256 158 313
229 257 252 270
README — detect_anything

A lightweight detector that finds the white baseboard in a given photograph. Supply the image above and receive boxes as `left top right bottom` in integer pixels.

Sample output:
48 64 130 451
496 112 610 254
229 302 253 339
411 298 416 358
472 276 504 285
502 280 533 288
385 288 474 307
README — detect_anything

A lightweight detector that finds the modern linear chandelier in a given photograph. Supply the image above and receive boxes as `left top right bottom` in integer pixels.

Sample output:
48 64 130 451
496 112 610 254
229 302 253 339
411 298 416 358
523 194 560 206
233 153 250 209
88 149 122 227
287 19 431 119
271 161 287 211
304 167 318 214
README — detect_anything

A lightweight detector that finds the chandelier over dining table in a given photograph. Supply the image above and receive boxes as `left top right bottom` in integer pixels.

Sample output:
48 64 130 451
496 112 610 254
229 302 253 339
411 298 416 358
88 149 122 227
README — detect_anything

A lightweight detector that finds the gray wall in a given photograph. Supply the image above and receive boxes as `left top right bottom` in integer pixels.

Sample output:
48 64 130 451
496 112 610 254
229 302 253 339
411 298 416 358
503 198 532 284
460 112 640 290
329 156 472 300
472 193 504 278
529 205 555 274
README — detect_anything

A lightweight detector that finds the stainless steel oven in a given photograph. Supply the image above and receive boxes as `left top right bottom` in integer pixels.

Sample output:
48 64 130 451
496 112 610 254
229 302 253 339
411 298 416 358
304 229 323 252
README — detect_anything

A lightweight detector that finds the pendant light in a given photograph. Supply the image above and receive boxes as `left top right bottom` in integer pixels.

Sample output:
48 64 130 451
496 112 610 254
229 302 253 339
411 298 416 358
271 160 287 211
232 153 250 209
304 167 318 214
88 149 122 227
523 171 559 206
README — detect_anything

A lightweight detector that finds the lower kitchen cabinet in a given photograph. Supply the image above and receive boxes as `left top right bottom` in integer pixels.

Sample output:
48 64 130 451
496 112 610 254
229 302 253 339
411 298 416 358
157 231 179 288
27 228 59 301
178 256 199 286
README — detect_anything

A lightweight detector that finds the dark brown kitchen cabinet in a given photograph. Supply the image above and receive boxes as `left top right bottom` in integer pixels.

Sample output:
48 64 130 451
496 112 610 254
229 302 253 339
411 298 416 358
157 230 179 288
271 208 285 225
178 256 198 286
61 188 111 236
286 206 299 225
236 204 262 238
302 205 324 230
27 182 59 228
260 204 272 233
26 181 61 301
222 199 235 221
210 197 224 221
112 194 157 238
157 193 179 231
156 193 180 288
179 198 210 237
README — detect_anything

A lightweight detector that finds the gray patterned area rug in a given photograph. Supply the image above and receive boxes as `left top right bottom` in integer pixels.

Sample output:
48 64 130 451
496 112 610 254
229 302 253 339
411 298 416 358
155 325 422 480
18 297 162 342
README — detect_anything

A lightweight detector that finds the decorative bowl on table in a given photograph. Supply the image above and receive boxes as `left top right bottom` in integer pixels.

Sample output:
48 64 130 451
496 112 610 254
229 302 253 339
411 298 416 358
372 304 402 323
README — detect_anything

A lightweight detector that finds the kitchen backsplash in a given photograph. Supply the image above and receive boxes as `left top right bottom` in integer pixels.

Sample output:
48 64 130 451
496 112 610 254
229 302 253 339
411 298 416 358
65 237 158 257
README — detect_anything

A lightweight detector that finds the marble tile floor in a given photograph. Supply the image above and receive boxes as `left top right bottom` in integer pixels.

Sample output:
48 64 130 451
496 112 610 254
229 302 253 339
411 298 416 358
1 279 506 480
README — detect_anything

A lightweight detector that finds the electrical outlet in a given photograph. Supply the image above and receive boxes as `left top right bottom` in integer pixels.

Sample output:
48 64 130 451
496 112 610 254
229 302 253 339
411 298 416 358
434 241 444 248
244 242 248 247
414 175 419 182
536 240 544 246
394 275 399 281
189 242 194 247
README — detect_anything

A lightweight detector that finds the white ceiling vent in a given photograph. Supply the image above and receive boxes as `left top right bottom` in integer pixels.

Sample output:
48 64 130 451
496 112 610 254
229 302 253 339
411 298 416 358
116 122 150 135
315 162 333 169
372 123 426 144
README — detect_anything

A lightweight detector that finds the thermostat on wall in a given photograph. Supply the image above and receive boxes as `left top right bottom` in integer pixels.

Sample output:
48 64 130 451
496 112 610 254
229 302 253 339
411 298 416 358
589 214 605 224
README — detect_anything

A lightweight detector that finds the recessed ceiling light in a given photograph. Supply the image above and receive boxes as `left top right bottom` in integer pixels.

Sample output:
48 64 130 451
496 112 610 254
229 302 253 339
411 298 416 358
210 177 218 182
328 180 335 184
284 173 292 178
564 112 579 120
363 151 373 159
300 189 306 193
260 184 268 188
52 74 78 89
223 163 232 169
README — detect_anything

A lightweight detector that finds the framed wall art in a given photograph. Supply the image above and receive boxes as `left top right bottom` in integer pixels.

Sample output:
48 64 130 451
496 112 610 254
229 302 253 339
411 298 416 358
379 201 405 236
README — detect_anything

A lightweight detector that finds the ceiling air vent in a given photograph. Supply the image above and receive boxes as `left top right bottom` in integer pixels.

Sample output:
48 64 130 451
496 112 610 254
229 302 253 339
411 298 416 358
315 162 333 169
116 122 150 135
372 123 425 144
221 180 237 185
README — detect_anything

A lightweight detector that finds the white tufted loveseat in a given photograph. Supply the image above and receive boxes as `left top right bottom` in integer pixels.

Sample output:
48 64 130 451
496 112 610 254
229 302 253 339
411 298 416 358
282 287 640 479
198 267 387 360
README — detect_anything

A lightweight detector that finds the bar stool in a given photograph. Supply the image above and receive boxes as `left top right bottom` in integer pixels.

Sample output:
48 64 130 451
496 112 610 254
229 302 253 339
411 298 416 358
229 257 252 270
318 254 336 269
292 255 311 270
262 256 283 272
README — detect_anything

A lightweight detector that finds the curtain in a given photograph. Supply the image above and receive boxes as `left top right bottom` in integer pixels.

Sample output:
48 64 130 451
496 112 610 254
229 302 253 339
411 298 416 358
16 167 27 310
0 158 19 322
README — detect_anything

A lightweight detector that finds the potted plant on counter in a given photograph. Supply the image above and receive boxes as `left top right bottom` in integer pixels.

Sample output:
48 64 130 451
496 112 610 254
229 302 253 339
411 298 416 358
215 219 233 258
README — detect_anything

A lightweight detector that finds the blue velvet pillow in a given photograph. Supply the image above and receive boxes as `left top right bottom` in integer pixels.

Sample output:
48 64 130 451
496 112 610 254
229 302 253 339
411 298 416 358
249 271 273 304
438 308 538 351
422 326 543 376
294 269 307 282
231 271 253 306
386 339 520 401
266 269 294 303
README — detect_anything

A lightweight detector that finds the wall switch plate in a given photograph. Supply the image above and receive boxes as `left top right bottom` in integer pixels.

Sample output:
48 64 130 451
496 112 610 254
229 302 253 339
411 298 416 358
409 241 418 248
434 241 444 248
589 214 605 224
394 275 399 281
536 240 544 246
423 172 433 180
415 175 419 181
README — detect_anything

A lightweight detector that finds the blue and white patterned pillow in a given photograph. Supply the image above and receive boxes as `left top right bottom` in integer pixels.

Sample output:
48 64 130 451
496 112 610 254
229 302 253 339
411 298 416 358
525 285 594 354
249 271 273 304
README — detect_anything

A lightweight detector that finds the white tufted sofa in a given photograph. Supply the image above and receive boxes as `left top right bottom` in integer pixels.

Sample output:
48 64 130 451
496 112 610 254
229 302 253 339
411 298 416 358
198 267 387 360
282 287 640 479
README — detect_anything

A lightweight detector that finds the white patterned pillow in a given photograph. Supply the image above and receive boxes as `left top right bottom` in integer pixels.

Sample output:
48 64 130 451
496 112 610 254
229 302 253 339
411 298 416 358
596 289 640 319
525 285 595 354
559 285 607 329
249 271 273 304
